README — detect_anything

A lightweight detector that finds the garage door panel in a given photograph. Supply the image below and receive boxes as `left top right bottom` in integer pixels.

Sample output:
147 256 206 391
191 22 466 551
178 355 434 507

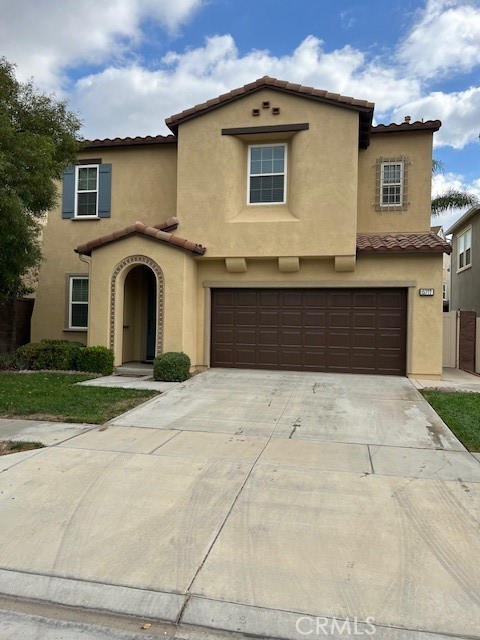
236 310 256 326
377 333 403 349
379 292 404 307
328 312 351 328
281 331 302 347
259 311 279 326
378 313 403 329
215 310 235 325
259 330 279 346
259 292 279 307
304 330 326 347
235 348 257 365
352 351 376 370
305 292 327 308
236 329 256 345
211 288 406 375
327 351 351 371
258 349 279 366
352 292 376 308
237 292 257 307
282 311 302 327
305 311 326 327
282 292 303 307
303 350 326 369
329 292 351 308
352 332 376 348
213 329 234 344
280 350 303 367
215 292 235 307
352 312 376 329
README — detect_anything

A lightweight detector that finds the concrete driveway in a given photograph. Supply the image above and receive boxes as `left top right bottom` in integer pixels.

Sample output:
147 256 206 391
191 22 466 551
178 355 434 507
1 369 479 639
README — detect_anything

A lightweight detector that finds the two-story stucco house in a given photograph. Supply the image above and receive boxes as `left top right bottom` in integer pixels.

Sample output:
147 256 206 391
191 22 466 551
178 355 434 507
31 77 450 378
447 205 480 315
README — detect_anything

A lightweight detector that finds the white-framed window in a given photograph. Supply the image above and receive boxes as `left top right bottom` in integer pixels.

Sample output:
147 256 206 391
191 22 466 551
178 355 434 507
75 164 99 217
69 277 89 329
380 161 404 207
458 227 472 271
248 143 287 205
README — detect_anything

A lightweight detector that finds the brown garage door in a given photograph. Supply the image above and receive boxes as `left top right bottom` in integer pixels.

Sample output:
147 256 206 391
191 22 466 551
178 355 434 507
211 288 407 375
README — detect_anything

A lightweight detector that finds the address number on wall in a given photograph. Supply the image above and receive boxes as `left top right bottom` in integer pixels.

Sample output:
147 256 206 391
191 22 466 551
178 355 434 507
419 288 434 296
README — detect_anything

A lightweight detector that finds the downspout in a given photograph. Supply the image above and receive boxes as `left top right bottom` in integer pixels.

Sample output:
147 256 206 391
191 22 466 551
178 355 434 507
78 252 91 346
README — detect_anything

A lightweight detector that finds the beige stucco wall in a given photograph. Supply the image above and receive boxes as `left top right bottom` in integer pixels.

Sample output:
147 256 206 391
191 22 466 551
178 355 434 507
195 253 444 378
31 144 177 344
175 89 360 258
357 131 433 233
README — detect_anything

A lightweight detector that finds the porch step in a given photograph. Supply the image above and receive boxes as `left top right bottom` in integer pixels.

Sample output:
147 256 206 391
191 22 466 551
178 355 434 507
115 362 154 378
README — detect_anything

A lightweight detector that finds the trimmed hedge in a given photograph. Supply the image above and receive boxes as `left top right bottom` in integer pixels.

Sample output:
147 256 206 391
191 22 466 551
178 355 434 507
77 346 114 376
16 340 84 371
153 352 190 382
12 340 113 375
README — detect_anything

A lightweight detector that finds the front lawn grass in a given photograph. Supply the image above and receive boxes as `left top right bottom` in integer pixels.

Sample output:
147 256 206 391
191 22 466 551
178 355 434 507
0 373 157 424
421 390 480 452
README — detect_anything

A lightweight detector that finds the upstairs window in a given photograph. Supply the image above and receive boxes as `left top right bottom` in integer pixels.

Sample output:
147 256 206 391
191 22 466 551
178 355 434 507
62 163 111 219
248 144 286 204
375 156 409 211
69 276 89 329
75 165 98 217
458 227 472 271
381 161 403 206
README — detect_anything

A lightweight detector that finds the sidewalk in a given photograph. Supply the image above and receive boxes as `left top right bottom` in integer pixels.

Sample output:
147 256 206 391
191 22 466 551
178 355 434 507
410 367 480 392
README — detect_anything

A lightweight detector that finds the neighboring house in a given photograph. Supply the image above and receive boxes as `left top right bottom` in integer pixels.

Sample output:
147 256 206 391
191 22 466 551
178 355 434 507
447 205 480 314
31 76 450 378
431 225 451 311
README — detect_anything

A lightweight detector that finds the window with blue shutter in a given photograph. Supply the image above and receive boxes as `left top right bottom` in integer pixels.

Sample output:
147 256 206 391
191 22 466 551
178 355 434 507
62 163 112 219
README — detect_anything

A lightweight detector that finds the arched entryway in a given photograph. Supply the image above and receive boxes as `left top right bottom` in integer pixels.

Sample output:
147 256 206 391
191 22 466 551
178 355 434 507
109 255 164 366
122 265 157 363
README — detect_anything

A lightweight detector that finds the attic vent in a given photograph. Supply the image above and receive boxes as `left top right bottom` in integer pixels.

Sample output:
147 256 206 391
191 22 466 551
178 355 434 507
272 107 280 115
252 108 260 116
262 101 270 109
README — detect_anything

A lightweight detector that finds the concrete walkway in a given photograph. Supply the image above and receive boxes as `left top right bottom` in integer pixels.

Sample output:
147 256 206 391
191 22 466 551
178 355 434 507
411 366 480 392
1 369 479 639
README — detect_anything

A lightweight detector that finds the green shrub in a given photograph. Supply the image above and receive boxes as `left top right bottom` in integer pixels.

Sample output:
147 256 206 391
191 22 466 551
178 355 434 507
77 346 114 376
153 352 190 382
16 340 84 371
0 352 18 370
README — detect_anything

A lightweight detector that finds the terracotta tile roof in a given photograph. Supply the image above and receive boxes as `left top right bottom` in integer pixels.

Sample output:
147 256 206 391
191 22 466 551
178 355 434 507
82 135 177 150
75 220 206 256
357 232 451 254
154 217 179 232
165 76 374 148
371 120 441 134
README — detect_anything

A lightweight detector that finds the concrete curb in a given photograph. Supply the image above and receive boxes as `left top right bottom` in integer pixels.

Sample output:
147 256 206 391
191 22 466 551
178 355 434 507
0 569 184 622
0 569 471 640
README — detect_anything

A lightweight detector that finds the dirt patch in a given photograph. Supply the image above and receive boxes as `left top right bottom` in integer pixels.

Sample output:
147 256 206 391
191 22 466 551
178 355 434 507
0 441 45 456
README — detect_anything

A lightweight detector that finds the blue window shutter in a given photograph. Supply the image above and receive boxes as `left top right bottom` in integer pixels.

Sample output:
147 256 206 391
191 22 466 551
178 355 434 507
98 164 112 218
62 166 75 219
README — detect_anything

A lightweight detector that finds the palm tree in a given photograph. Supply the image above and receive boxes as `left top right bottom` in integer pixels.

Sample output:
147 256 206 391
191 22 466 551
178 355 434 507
431 159 478 216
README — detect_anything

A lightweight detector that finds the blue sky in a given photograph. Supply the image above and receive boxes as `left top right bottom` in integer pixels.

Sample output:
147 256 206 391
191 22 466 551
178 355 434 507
1 0 479 229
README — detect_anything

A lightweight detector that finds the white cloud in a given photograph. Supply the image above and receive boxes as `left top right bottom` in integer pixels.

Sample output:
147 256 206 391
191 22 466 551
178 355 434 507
0 0 203 90
392 87 480 148
398 0 480 78
73 35 420 139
